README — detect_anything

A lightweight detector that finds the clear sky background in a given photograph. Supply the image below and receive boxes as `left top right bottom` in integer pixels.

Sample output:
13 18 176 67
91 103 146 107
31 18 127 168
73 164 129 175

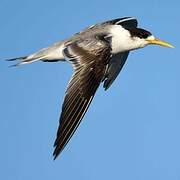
0 0 179 180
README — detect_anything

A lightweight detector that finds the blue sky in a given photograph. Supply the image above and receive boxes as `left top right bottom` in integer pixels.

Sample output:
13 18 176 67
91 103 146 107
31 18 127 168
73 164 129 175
0 0 179 179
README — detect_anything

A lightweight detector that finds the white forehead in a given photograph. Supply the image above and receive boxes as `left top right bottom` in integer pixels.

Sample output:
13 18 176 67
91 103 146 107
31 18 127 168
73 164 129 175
146 35 155 40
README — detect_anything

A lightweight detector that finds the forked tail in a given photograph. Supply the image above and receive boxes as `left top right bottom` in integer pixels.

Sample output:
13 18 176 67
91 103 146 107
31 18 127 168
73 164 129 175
6 40 66 67
6 55 45 67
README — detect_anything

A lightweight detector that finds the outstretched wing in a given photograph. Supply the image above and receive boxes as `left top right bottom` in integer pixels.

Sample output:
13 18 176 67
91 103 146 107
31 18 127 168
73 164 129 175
103 51 129 90
53 38 111 159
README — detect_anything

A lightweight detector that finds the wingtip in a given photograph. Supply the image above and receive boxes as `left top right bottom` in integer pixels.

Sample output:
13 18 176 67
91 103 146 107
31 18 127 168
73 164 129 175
103 81 110 91
53 154 58 161
53 148 59 160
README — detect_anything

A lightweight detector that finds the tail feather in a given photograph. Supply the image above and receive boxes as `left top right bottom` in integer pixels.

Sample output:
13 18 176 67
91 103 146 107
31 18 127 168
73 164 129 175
6 55 47 67
6 56 27 61
6 40 66 67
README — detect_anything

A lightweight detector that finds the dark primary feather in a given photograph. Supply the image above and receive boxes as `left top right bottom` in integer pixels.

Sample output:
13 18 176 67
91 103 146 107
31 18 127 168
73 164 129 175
53 38 111 159
103 51 129 90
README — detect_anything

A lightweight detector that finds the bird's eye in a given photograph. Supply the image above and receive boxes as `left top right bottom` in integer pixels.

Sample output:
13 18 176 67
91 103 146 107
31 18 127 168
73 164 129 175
136 31 150 39
141 33 149 39
138 29 151 39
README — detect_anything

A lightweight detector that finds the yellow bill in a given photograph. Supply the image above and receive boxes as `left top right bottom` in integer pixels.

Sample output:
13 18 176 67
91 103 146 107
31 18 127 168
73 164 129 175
147 38 174 48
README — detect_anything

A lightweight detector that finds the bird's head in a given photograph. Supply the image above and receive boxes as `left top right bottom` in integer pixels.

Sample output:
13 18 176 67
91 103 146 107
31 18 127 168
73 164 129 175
128 28 174 49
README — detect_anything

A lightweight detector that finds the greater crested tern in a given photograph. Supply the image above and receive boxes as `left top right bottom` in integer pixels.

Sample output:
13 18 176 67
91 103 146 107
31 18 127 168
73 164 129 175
7 17 174 159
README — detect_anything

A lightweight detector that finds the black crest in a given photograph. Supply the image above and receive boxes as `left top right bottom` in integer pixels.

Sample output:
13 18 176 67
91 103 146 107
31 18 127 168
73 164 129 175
128 28 152 39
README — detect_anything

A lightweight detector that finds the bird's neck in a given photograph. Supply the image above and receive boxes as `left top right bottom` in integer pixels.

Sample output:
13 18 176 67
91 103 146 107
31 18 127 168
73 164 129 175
110 25 145 54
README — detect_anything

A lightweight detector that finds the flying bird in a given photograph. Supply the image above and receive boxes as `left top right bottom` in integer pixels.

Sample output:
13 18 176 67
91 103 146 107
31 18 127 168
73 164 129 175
7 17 174 159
